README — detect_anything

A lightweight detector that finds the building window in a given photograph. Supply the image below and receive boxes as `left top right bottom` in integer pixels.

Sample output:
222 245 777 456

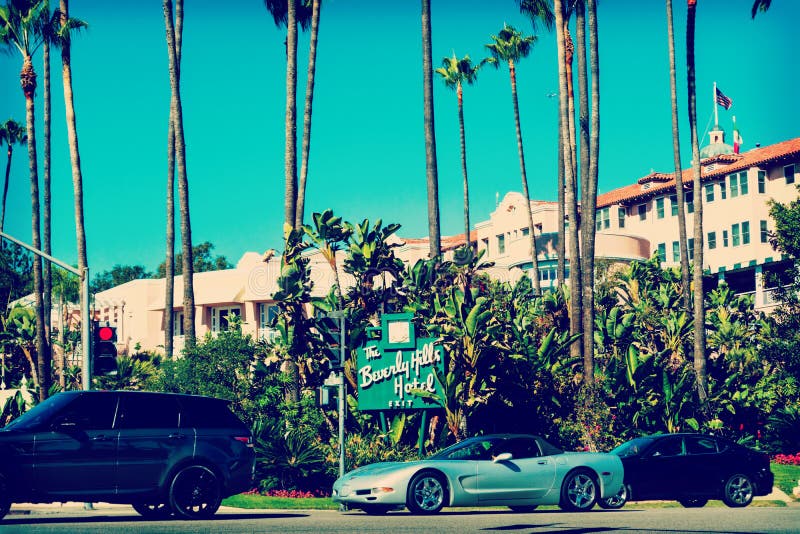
211 306 241 333
657 243 666 262
786 164 795 185
758 170 766 194
618 207 626 228
732 223 741 247
705 184 715 203
258 303 279 342
497 234 505 254
687 238 695 261
708 231 717 250
739 172 749 195
670 194 678 216
522 227 530 237
638 204 647 221
685 191 694 214
730 174 739 198
596 207 610 230
760 220 768 243
742 221 750 245
172 311 184 337
719 180 727 200
656 198 665 219
723 230 729 247
672 241 680 262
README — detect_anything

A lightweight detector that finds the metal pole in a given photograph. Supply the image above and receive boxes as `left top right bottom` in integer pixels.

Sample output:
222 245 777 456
338 315 345 479
1 231 91 391
81 267 91 391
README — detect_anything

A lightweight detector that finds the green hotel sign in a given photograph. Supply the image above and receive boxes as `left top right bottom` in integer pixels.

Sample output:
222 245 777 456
356 313 444 411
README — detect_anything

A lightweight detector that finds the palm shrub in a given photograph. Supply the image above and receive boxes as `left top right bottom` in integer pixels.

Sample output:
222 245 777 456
252 418 329 493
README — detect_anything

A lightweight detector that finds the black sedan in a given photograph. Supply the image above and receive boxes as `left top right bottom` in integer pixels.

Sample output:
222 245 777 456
599 433 773 509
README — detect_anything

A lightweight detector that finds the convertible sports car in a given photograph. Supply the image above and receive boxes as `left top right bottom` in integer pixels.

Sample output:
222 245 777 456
598 433 774 509
332 434 624 515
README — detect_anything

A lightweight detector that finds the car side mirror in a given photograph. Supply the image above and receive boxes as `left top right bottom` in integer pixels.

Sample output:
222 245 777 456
492 452 512 462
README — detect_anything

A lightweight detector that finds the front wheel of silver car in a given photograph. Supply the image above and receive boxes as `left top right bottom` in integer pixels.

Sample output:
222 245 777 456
559 469 598 512
722 473 754 508
168 465 222 519
406 471 446 514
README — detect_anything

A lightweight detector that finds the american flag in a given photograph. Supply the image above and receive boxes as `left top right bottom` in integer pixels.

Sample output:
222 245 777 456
716 88 732 110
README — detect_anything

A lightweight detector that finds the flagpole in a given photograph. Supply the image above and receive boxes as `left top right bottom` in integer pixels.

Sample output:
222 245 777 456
713 81 719 128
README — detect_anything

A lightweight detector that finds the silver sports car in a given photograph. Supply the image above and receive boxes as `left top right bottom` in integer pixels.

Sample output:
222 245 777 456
332 434 624 514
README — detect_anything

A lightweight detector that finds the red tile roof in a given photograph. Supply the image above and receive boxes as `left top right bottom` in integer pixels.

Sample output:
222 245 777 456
596 137 800 208
401 230 478 252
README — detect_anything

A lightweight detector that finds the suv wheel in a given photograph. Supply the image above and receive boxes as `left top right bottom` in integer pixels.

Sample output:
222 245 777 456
168 465 222 519
132 501 172 519
722 473 754 508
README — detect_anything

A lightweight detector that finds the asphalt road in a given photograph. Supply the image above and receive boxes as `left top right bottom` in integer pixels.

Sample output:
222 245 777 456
2 504 800 533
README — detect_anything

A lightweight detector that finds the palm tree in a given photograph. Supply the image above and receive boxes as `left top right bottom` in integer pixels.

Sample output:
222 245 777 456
435 53 482 248
295 0 321 230
0 0 52 400
164 0 183 359
422 0 441 259
0 119 27 232
54 0 87 370
575 0 601 383
686 0 707 407
751 0 771 18
42 3 51 348
485 24 541 293
163 0 195 346
666 0 691 312
553 0 582 362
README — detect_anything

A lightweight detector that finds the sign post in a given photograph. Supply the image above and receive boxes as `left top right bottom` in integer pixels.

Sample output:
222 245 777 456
356 313 444 455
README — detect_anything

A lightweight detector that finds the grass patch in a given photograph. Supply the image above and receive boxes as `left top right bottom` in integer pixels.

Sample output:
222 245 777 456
772 463 800 497
221 494 338 510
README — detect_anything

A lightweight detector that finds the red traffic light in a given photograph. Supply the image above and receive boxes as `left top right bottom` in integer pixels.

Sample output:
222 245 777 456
98 326 114 341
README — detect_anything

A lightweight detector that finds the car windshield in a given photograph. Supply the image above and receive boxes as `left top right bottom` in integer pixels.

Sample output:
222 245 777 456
428 437 503 461
610 437 655 458
3 392 76 431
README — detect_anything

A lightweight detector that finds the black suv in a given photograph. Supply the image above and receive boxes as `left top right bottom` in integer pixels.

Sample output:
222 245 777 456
0 390 255 520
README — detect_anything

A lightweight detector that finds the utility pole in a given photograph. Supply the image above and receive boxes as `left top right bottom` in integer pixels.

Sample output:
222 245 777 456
1 231 92 390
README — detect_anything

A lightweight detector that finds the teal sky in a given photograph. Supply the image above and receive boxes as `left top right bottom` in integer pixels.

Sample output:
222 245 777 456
1 0 798 275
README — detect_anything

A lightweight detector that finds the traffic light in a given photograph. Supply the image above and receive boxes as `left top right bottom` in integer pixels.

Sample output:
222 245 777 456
93 322 118 375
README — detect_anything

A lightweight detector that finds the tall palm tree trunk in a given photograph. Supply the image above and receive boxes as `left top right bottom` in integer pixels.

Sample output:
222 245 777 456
555 0 582 361
284 0 298 230
508 60 541 292
164 0 183 359
575 2 595 380
21 55 50 401
421 0 441 258
666 0 691 312
164 0 195 346
457 83 471 247
686 0 707 406
1 144 12 232
295 0 321 230
557 112 566 286
165 108 176 359
43 36 52 353
59 1 89 374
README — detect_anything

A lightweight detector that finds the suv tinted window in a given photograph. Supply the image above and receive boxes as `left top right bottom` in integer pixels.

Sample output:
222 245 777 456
178 396 244 429
56 392 118 430
118 393 180 429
